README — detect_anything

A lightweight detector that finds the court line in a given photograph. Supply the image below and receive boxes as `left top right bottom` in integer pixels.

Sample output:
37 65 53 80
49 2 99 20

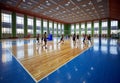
7 48 37 83
37 44 93 83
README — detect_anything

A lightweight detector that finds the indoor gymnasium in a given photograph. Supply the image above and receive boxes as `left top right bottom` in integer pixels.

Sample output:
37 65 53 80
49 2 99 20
0 0 120 83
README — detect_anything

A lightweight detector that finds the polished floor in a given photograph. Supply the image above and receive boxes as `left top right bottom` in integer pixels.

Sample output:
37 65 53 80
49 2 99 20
0 37 120 83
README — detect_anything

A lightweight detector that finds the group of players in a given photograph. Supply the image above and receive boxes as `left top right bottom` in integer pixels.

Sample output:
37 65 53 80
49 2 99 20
36 32 92 49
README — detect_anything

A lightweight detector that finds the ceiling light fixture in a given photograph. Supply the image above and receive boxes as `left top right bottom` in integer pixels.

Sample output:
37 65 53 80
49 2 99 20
77 0 81 2
23 0 25 2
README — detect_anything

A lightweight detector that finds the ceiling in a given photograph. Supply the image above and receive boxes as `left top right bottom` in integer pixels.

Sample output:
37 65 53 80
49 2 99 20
0 0 119 24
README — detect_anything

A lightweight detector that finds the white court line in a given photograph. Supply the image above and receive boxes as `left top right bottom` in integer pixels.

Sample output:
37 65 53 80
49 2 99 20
37 45 93 83
7 49 37 83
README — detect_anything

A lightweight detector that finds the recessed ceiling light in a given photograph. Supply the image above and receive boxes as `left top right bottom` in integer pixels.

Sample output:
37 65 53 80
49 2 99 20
23 0 25 2
56 7 59 10
99 5 103 8
46 3 50 6
101 9 104 11
28 2 32 5
89 12 92 14
97 0 102 3
65 3 69 6
82 4 86 7
71 8 75 10
92 7 95 10
68 1 70 4
65 1 70 6
38 6 43 9
101 12 105 14
86 9 90 11
63 11 66 13
23 6 27 9
46 1 48 3
88 1 92 5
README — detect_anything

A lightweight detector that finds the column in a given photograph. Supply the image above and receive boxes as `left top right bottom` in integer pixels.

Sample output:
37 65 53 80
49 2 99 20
91 21 94 37
12 12 16 38
108 19 111 37
24 15 27 37
52 21 54 35
79 23 81 36
47 20 49 34
57 23 58 37
41 19 43 35
33 17 36 37
85 22 87 34
118 20 120 39
99 20 102 37
74 24 76 34
0 10 1 39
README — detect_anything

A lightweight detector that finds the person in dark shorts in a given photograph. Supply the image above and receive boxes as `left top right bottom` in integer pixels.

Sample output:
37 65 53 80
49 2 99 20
43 32 47 49
87 34 92 44
76 34 79 43
41 34 44 44
58 34 64 44
36 34 39 43
83 34 86 44
73 33 76 45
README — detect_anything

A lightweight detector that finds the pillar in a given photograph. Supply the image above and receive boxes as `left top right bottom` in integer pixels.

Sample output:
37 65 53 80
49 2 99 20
33 17 36 37
12 12 16 37
24 15 27 37
91 21 94 37
108 19 111 37
99 20 102 37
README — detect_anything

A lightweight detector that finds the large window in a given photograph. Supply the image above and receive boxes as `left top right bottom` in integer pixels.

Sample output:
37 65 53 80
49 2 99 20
2 12 12 34
62 24 64 34
111 20 118 34
54 22 57 35
71 24 74 34
27 18 33 34
43 20 47 33
102 21 108 35
87 22 91 34
58 23 61 35
76 24 79 34
49 21 53 34
36 19 41 34
94 22 99 36
81 23 85 35
16 15 24 34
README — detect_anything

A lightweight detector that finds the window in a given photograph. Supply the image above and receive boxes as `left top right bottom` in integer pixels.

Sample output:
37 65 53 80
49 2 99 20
102 21 108 34
76 24 79 34
87 22 91 34
36 19 41 34
94 22 99 35
49 21 53 34
2 12 12 34
62 24 64 34
111 20 118 34
54 22 57 35
16 15 24 34
71 24 74 34
43 20 47 33
81 23 85 35
102 21 107 27
58 23 61 35
27 18 33 34
111 21 118 26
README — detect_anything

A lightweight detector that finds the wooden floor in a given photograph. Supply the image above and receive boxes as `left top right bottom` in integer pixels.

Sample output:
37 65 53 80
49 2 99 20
9 38 91 81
